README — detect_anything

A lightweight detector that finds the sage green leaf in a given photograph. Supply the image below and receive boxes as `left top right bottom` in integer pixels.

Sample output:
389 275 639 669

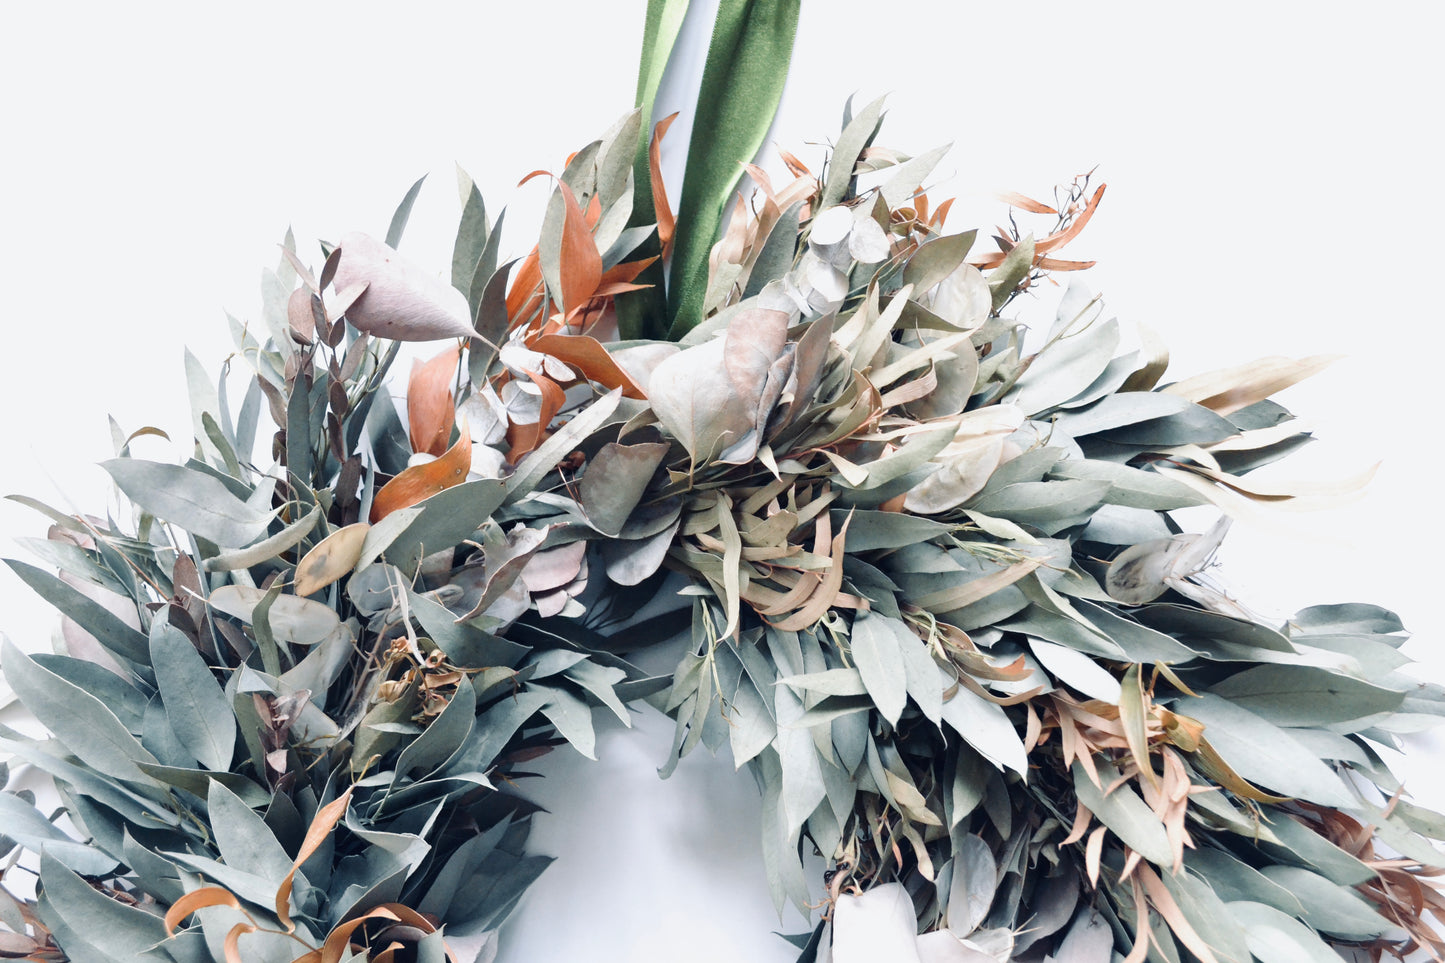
38 852 167 958
987 235 1035 312
1158 870 1253 963
1225 901 1349 963
836 510 953 551
404 584 528 669
1 638 160 787
386 173 427 249
505 388 622 502
945 833 998 936
666 0 801 336
1052 391 1195 437
903 231 978 296
453 167 489 295
564 659 631 724
1210 664 1404 726
208 779 295 887
395 679 476 778
1257 866 1393 939
880 144 950 210
893 621 942 726
535 684 596 760
741 200 805 300
30 653 146 731
849 615 907 725
1185 694 1355 806
820 94 886 210
774 685 827 846
202 503 321 572
209 584 342 646
729 674 777 768
5 559 149 664
101 458 274 548
150 617 236 771
940 678 1026 775
1289 602 1405 637
1258 814 1374 885
970 479 1110 535
135 763 269 806
0 792 119 876
1101 402 1239 446
381 478 506 574
1071 761 1172 866
1049 458 1205 511
1007 317 1120 416
648 336 754 463
1187 848 1304 915
578 441 670 535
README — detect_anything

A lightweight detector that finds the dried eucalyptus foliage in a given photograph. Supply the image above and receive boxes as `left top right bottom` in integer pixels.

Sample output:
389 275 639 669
4 54 1445 963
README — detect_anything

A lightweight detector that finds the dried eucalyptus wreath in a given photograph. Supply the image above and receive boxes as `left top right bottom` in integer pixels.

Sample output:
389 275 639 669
3 4 1443 962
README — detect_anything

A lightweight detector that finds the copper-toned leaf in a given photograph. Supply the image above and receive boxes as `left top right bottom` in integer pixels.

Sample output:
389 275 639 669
370 425 472 523
293 523 370 597
650 113 679 253
223 922 256 963
407 345 461 456
164 886 242 935
997 190 1057 215
531 334 647 398
1034 183 1106 255
556 182 602 319
277 785 353 933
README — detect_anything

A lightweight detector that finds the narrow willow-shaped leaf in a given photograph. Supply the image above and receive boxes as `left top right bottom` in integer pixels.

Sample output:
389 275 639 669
150 618 236 772
101 458 274 548
1 638 161 787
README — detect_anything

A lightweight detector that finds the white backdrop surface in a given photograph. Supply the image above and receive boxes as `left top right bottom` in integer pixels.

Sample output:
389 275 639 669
2 3 1443 961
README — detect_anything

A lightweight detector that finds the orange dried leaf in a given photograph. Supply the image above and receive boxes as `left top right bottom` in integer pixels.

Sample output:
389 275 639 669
164 887 241 934
556 182 603 319
1137 863 1222 963
408 344 461 457
650 113 679 253
598 256 659 287
1036 257 1097 271
530 334 647 398
778 149 812 179
1034 183 1106 255
369 427 473 523
997 190 1058 215
223 923 256 963
277 786 353 933
505 247 545 327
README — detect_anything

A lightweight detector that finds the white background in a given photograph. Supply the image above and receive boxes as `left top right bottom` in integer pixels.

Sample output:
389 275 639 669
2 3 1442 961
